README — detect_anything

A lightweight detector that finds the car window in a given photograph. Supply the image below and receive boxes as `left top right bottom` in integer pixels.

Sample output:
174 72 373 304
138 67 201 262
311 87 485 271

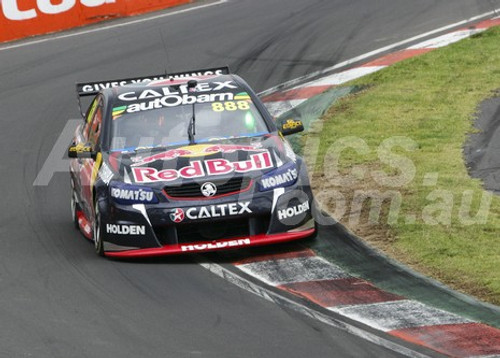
110 100 269 151
88 100 103 149
82 97 99 142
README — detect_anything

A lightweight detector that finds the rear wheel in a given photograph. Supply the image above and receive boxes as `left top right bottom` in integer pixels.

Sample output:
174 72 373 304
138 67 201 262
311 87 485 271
93 202 105 257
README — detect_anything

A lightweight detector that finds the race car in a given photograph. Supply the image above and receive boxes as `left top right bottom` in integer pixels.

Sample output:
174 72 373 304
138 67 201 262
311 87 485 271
68 66 316 258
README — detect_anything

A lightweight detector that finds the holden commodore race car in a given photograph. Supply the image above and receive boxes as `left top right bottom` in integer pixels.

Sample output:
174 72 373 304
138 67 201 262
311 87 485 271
68 66 316 258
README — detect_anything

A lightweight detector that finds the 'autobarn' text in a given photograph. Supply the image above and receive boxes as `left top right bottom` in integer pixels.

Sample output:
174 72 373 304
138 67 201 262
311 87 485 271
125 93 234 113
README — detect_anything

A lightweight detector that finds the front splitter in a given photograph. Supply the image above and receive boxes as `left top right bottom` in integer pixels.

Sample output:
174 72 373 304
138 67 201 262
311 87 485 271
105 229 315 258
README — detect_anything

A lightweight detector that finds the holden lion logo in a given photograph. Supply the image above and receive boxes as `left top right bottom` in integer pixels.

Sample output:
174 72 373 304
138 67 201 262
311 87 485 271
170 208 185 223
201 182 217 197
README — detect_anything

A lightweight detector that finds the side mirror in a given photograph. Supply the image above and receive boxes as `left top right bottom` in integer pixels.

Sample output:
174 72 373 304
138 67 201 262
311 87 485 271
279 118 304 136
68 143 97 159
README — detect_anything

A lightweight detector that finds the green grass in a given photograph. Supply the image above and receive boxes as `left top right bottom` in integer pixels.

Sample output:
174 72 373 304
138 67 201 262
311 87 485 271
309 27 500 304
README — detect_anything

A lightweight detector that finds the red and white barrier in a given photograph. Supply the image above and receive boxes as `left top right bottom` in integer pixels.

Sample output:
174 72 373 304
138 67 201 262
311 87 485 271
0 0 191 43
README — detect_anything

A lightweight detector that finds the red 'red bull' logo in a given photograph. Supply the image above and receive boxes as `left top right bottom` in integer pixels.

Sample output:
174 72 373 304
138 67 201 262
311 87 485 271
132 151 273 183
131 144 264 166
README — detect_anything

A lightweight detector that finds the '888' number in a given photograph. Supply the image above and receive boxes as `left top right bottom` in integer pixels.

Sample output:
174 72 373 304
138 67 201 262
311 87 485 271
212 101 250 112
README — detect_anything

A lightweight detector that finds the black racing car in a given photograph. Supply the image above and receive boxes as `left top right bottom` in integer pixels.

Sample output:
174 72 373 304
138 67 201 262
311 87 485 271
68 67 316 258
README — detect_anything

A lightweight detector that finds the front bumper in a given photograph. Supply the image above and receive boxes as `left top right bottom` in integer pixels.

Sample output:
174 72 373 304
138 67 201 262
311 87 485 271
105 226 315 258
99 178 315 257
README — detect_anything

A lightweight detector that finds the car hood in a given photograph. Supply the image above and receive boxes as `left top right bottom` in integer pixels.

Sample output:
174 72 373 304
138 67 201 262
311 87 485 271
106 134 296 186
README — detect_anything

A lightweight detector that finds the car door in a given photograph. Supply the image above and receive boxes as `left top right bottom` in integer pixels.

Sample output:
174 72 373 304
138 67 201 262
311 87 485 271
79 96 104 217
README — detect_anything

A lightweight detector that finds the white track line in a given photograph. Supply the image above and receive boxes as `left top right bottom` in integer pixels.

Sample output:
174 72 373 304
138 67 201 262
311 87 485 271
0 0 229 52
409 29 485 49
259 7 500 97
298 66 386 88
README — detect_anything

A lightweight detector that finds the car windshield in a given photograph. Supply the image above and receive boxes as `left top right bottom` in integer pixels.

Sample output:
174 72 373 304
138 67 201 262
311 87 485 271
110 100 269 151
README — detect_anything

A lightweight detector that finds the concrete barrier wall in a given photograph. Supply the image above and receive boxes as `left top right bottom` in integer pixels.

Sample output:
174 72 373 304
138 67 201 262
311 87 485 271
0 0 191 43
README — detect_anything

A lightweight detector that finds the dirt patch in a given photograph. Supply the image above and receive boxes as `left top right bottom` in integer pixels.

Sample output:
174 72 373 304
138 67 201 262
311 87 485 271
310 167 500 304
311 167 397 252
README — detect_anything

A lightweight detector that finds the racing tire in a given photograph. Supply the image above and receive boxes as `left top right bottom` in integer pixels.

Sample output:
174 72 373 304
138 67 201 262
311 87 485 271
70 179 80 229
93 202 105 257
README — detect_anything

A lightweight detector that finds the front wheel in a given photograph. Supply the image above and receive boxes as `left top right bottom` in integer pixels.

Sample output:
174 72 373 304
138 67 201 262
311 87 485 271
93 202 105 257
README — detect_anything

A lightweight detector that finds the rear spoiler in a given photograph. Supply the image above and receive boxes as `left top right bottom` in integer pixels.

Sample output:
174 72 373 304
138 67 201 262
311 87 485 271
75 66 230 117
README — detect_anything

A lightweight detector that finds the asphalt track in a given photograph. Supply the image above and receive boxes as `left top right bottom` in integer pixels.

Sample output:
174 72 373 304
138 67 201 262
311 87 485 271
1 0 500 357
466 94 500 193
